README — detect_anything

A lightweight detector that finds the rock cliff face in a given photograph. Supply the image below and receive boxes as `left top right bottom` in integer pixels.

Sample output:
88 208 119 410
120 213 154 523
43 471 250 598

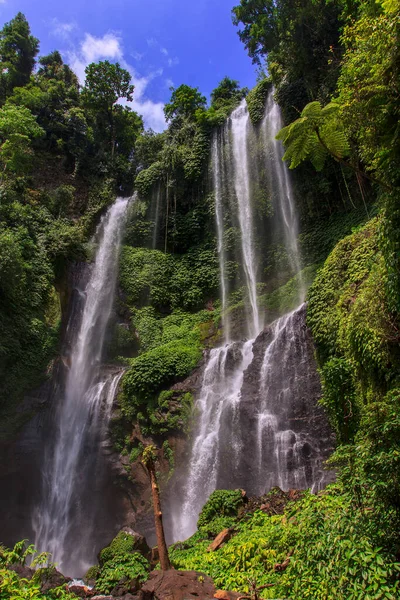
165 304 334 540
234 304 334 495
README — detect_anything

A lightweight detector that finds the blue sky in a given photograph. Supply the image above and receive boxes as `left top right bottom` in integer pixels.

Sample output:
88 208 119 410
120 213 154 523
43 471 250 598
0 0 256 131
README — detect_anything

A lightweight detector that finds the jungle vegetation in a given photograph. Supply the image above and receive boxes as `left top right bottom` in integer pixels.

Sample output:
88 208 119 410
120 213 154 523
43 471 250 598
0 1 399 598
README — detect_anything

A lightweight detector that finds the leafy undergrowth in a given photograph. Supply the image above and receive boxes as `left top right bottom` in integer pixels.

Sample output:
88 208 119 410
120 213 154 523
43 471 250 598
94 531 150 595
0 541 75 600
170 488 400 600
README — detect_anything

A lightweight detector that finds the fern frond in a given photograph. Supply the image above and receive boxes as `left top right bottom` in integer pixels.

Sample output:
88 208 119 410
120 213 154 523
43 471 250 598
310 143 328 171
321 125 350 158
301 101 323 122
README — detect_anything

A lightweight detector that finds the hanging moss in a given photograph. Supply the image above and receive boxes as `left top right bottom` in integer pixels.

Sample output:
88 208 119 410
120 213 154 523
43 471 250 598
246 79 272 124
135 161 164 197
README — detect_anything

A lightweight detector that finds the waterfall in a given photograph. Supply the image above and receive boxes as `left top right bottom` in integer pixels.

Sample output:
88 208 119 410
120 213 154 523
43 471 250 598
262 92 305 300
172 340 254 541
255 306 327 494
33 197 130 575
230 100 261 338
169 94 331 541
171 306 331 540
212 131 230 341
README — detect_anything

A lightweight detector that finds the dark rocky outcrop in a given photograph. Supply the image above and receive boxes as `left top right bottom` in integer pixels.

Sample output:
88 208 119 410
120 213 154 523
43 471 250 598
9 564 35 580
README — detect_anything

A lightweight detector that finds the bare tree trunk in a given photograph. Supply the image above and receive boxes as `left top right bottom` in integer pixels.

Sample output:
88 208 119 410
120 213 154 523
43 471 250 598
142 446 171 571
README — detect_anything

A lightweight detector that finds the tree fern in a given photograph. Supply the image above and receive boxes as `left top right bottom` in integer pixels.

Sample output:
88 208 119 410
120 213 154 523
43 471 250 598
276 100 350 170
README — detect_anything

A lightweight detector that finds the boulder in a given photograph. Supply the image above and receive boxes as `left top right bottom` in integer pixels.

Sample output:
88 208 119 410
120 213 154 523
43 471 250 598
38 567 71 593
69 584 94 598
98 528 151 566
120 527 151 558
9 564 34 580
139 570 217 600
110 576 141 597
207 528 234 552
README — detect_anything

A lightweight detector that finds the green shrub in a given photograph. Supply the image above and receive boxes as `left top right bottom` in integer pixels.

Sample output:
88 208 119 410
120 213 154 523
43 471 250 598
123 340 201 401
246 79 272 124
95 552 149 595
197 489 245 528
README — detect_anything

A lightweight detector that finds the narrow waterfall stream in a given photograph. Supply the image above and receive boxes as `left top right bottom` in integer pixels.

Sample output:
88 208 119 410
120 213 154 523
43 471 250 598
33 198 130 575
262 92 305 300
231 100 261 338
170 93 331 541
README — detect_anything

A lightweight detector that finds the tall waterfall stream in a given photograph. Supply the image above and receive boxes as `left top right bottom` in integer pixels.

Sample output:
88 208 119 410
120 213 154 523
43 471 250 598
33 198 130 575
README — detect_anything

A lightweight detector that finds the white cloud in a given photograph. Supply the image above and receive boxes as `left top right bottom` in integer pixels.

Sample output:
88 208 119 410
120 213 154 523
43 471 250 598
66 32 166 132
49 18 77 40
131 98 166 132
161 47 168 56
168 57 179 67
81 33 122 63
67 32 123 84
131 50 144 62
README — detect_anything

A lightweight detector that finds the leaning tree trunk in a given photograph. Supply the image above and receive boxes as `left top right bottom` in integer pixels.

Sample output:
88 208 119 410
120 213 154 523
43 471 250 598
142 446 171 571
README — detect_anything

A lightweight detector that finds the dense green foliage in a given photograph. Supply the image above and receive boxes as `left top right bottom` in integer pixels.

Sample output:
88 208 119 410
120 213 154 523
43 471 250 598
170 488 400 599
0 541 75 599
197 489 245 533
0 13 143 436
90 531 150 595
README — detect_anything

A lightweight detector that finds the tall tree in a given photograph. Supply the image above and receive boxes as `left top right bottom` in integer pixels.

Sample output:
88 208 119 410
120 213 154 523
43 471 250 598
82 60 135 158
141 445 171 571
0 13 39 103
232 0 344 119
164 84 206 122
210 76 248 109
0 104 44 175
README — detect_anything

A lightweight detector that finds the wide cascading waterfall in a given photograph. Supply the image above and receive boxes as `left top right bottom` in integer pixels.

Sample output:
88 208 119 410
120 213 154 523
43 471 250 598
169 94 333 542
33 197 130 575
171 306 332 540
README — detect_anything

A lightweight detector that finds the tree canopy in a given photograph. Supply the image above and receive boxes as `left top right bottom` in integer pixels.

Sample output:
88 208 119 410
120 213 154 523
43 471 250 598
0 12 39 102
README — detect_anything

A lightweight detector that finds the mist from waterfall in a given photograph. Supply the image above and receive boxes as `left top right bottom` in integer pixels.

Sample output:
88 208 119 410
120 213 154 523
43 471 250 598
170 92 330 541
33 198 130 575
